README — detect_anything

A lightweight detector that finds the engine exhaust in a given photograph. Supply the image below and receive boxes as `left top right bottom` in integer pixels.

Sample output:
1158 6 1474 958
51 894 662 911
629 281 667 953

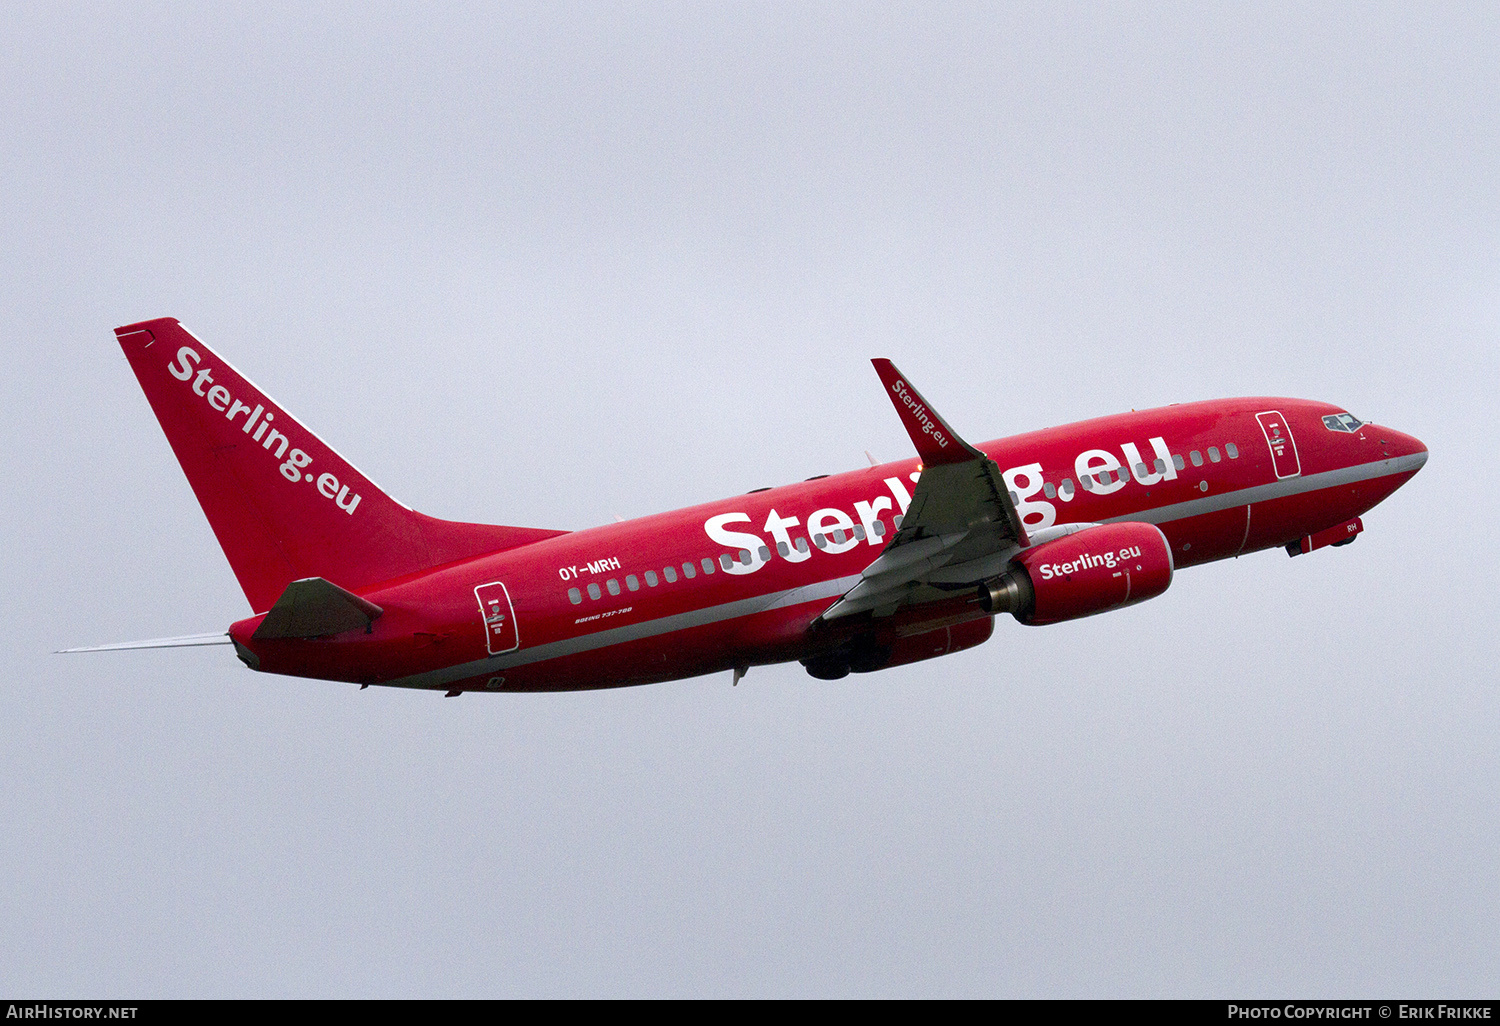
977 569 1034 618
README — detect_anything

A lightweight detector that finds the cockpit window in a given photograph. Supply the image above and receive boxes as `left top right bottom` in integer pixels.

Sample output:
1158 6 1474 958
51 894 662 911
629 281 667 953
1323 413 1363 432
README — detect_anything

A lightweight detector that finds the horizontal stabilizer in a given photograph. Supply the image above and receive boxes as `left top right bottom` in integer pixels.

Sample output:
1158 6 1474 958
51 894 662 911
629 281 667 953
252 577 383 640
59 632 232 653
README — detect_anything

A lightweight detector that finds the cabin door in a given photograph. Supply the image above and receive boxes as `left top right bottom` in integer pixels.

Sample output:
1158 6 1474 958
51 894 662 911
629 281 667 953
475 582 519 655
1255 410 1301 479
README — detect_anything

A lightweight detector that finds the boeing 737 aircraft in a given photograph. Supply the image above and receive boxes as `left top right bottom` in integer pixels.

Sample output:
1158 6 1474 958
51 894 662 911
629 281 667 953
65 318 1428 693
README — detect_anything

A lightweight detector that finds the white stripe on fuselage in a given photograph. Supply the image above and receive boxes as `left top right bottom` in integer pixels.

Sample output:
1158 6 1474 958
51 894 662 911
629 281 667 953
385 451 1425 691
387 573 865 690
1099 451 1423 527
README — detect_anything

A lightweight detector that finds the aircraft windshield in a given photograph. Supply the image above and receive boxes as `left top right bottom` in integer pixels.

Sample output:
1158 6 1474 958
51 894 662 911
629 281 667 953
1322 413 1363 432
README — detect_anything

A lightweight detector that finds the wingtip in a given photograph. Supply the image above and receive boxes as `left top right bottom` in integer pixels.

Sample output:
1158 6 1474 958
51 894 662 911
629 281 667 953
870 358 982 466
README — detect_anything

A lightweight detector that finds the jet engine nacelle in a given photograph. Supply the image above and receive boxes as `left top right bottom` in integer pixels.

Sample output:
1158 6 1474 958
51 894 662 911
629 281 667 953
978 521 1173 626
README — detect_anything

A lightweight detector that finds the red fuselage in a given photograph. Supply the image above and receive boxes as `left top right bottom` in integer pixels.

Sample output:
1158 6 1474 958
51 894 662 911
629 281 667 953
228 397 1427 693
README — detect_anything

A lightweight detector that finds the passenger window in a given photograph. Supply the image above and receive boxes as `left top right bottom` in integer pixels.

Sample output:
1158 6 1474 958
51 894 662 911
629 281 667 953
1154 458 1166 475
1173 454 1186 471
777 541 789 557
626 574 639 591
1060 479 1075 499
1208 447 1221 463
682 562 696 579
832 528 847 545
607 579 621 596
893 515 903 529
1226 442 1239 459
568 587 582 605
852 525 866 541
1190 450 1203 467
664 566 677 583
814 534 827 549
1043 482 1056 499
795 537 810 553
738 549 752 565
587 583 601 600
1134 463 1148 480
1080 475 1094 491
758 545 771 561
645 571 658 587
872 520 886 537
720 553 733 571
701 557 714 574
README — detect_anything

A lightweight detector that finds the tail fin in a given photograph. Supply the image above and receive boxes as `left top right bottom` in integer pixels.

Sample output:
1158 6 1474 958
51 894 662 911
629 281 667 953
117 318 566 612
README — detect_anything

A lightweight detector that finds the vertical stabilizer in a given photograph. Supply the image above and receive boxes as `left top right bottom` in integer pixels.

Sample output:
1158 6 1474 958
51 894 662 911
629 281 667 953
117 318 565 611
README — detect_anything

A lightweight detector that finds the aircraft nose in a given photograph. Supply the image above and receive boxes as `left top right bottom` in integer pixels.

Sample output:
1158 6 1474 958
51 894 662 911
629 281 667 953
1376 426 1428 469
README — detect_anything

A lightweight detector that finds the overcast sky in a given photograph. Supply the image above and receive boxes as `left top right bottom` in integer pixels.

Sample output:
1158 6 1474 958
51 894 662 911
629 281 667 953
3 2 1497 997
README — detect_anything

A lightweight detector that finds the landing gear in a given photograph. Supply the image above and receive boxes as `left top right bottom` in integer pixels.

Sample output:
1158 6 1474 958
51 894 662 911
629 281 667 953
801 655 850 680
801 634 891 679
1288 533 1358 557
848 643 892 674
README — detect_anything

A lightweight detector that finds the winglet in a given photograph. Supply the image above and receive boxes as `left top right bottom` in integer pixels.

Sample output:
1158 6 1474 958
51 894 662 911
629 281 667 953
870 359 985 466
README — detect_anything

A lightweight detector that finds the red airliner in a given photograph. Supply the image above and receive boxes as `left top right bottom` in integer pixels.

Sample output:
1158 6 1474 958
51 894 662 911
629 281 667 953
66 317 1427 693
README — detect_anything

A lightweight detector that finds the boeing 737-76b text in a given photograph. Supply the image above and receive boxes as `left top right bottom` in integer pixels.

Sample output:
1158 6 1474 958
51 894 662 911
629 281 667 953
65 318 1428 693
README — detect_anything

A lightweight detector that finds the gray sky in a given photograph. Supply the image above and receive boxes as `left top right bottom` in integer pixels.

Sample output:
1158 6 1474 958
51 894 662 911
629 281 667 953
3 2 1496 997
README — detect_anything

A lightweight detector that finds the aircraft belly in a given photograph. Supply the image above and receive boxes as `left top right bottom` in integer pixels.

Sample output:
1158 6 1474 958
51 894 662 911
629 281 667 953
1158 507 1250 567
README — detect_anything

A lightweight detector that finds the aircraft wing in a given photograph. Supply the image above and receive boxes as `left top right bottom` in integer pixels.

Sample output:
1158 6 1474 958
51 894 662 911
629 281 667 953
819 359 1031 621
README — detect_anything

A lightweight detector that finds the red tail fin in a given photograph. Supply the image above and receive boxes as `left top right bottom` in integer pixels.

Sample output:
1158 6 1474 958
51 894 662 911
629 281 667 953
117 318 566 612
